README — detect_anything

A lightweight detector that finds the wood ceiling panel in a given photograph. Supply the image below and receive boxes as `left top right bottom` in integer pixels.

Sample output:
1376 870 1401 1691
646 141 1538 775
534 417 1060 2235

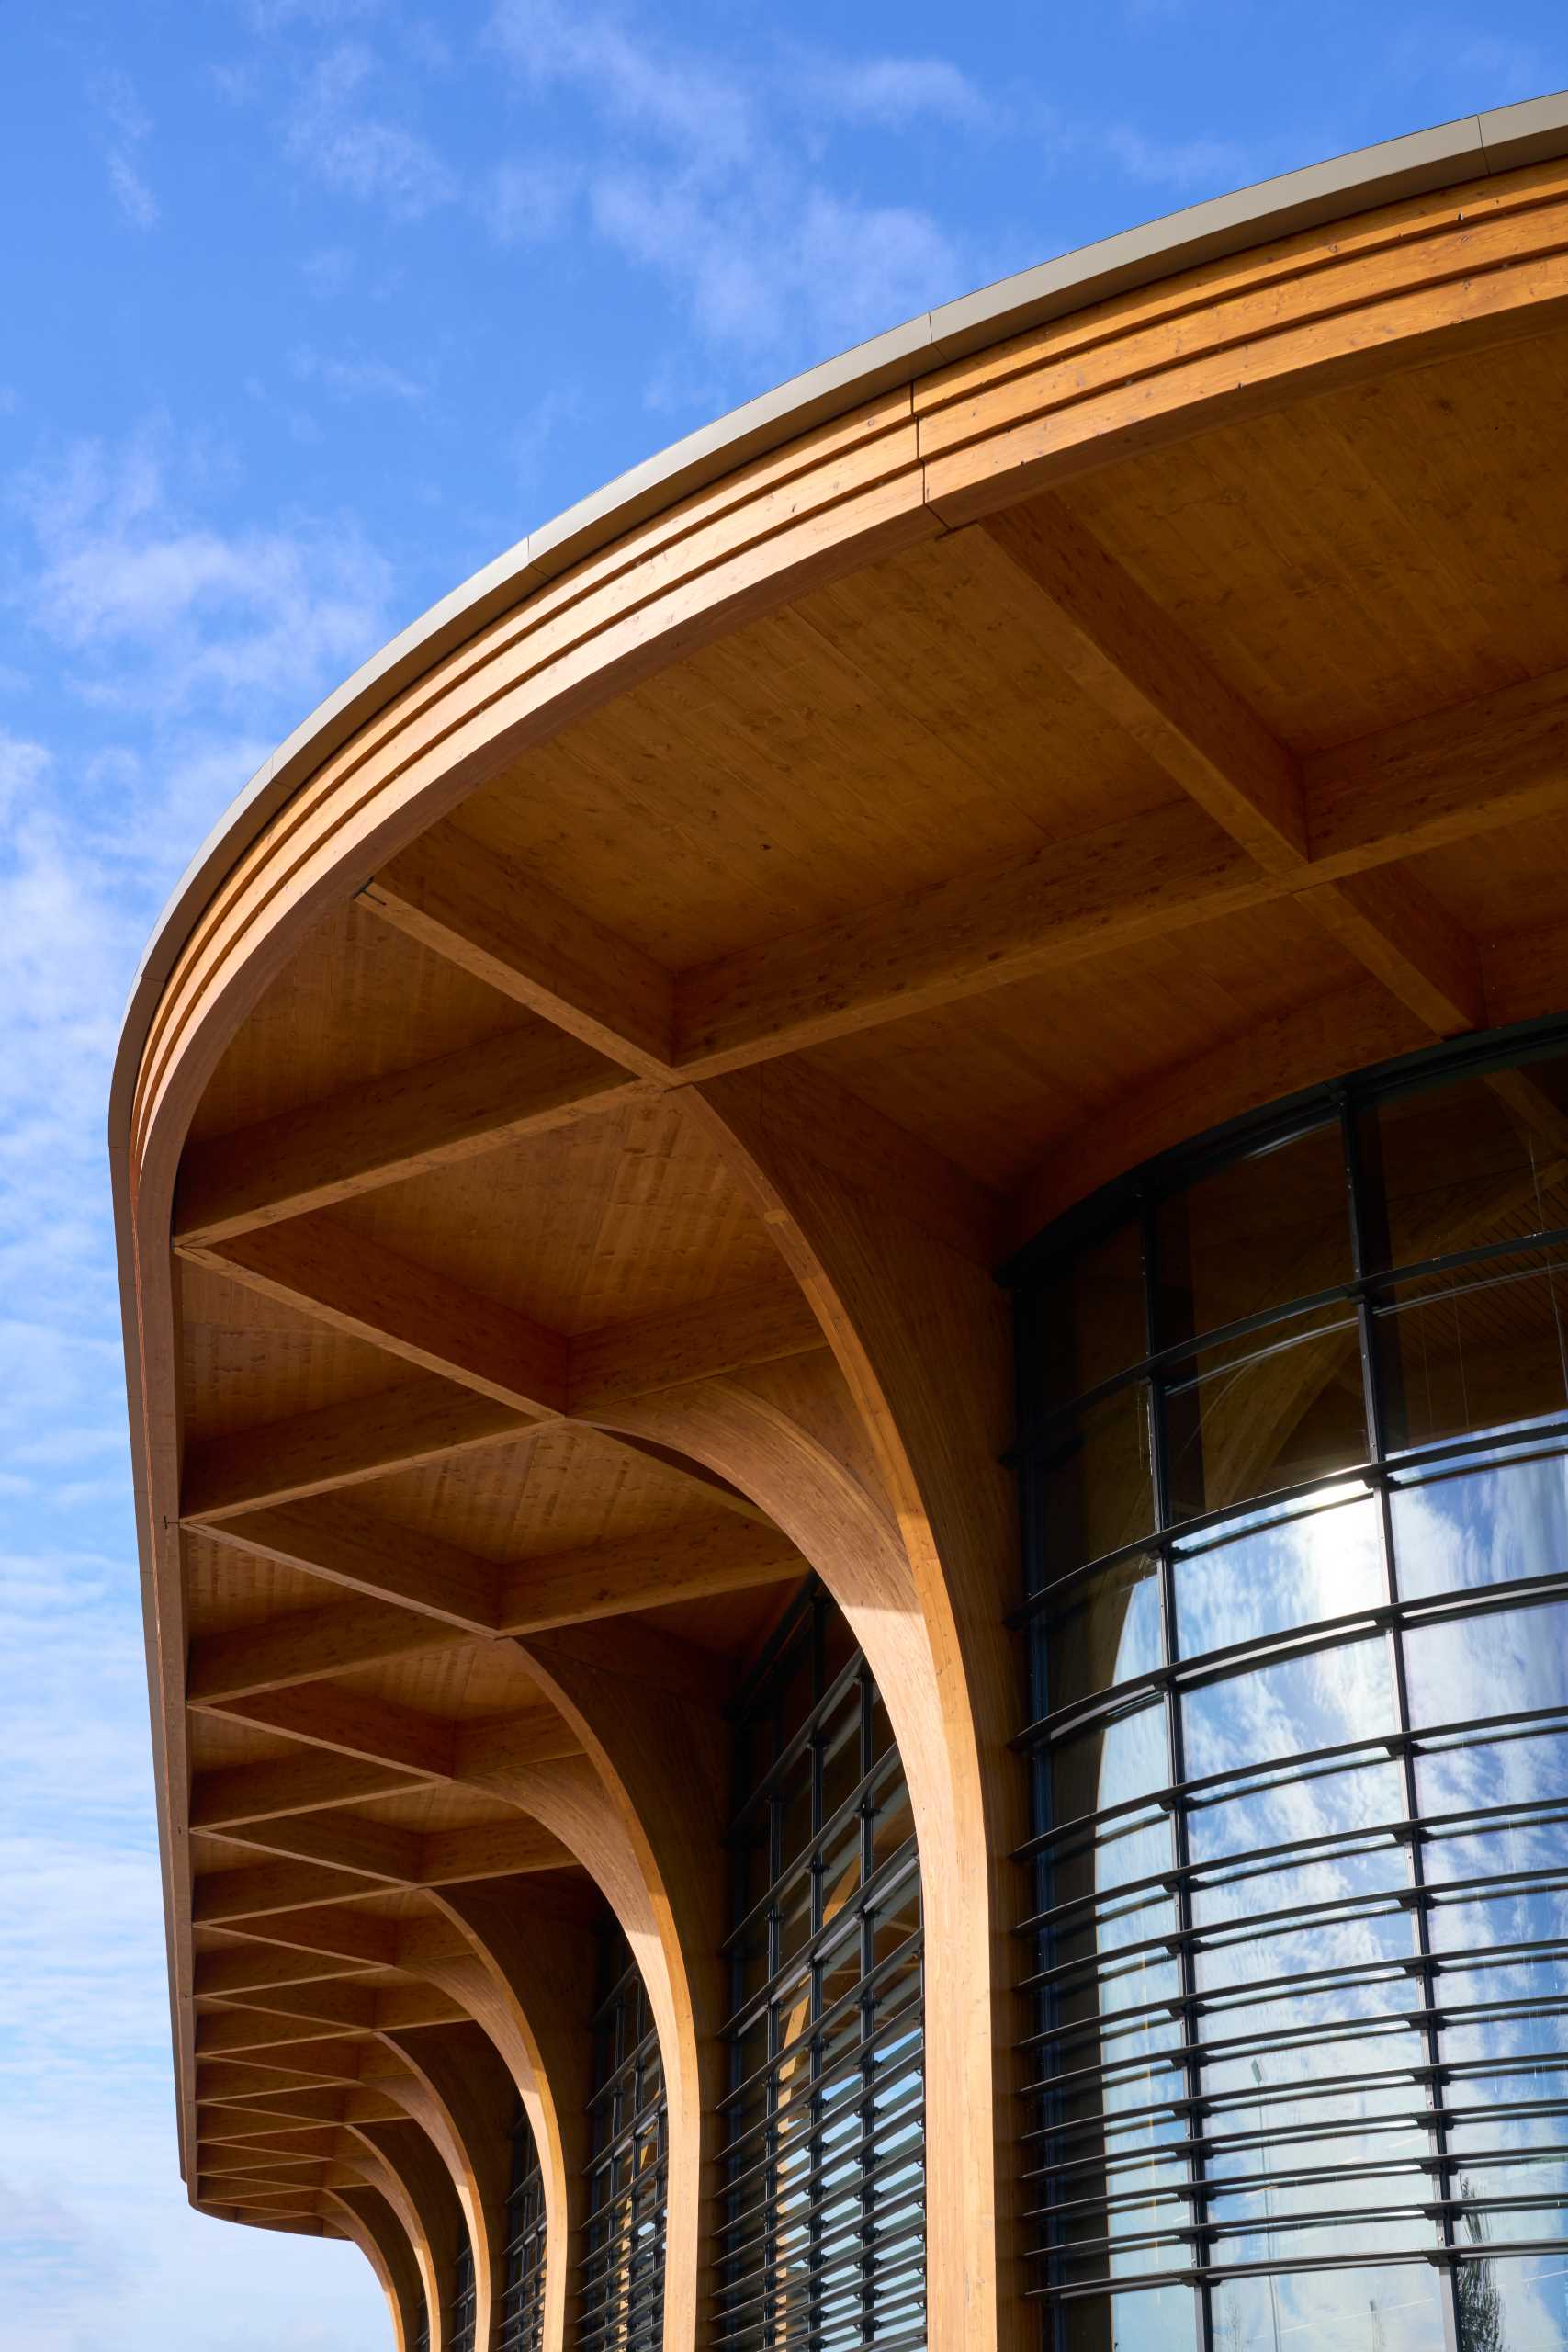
806 897 1361 1192
449 538 1182 970
1065 324 1568 755
191 900 533 1143
1403 807 1568 940
181 1264 408 1444
628 1582 804 1660
185 1532 343 1637
330 1097 779 1333
347 1786 530 1834
369 1424 738 1562
188 1716 300 1771
342 1643 545 1723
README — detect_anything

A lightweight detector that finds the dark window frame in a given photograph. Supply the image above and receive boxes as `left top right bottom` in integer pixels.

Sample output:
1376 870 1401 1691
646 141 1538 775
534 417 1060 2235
1009 1017 1568 2352
716 1577 927 2352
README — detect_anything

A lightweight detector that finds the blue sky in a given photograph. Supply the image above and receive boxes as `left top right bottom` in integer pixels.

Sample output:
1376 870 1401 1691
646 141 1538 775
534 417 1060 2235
3 4 1566 2344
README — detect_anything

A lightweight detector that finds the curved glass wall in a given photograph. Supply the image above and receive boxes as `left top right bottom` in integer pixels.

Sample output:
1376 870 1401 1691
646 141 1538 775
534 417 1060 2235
1010 1024 1568 2351
449 2234 476 2352
498 2102 547 2352
581 1917 667 2352
718 1577 926 2350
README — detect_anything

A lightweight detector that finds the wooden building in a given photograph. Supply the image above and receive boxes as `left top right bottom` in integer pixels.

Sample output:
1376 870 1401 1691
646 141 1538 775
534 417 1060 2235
114 96 1568 2352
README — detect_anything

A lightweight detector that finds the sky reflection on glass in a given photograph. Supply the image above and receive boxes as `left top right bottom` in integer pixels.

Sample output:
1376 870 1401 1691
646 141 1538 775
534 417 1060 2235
1020 1042 1568 2343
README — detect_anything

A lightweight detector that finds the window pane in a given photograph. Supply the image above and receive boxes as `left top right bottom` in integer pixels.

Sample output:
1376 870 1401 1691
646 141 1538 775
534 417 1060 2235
1210 2261 1446 2350
1042 1555 1164 1710
1048 1701 1171 1829
1173 1490 1383 1659
1059 2281 1199 2345
1416 1725 1568 1818
1403 1599 1568 1731
1378 1254 1568 1454
1036 1385 1156 1575
1457 2252 1568 2350
1182 1636 1397 1781
1393 1450 1568 1600
1187 1754 1404 1868
1163 1316 1367 1524
1361 1055 1568 1275
1036 1216 1148 1414
1155 1119 1351 1350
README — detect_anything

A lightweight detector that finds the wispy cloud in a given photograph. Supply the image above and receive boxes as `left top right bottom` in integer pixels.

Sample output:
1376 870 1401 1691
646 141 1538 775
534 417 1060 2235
286 41 457 219
14 430 391 720
92 68 159 229
487 0 972 363
479 153 581 244
0 404 400 2343
1096 121 1253 190
790 51 995 130
289 341 428 401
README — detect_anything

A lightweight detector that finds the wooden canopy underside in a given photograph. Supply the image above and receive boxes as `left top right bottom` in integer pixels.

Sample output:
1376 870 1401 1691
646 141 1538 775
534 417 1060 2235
116 153 1568 2352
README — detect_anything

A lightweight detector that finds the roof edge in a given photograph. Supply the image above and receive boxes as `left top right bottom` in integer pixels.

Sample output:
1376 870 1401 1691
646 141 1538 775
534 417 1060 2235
108 88 1568 1148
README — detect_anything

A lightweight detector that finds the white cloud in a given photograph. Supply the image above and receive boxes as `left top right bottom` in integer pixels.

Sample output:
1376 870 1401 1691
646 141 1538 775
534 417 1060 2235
480 153 581 244
14 430 391 720
793 52 994 130
590 165 964 356
107 150 160 229
489 0 754 173
488 1 971 364
286 41 457 220
299 242 355 296
92 67 160 229
1098 121 1252 191
0 405 400 2341
289 341 428 401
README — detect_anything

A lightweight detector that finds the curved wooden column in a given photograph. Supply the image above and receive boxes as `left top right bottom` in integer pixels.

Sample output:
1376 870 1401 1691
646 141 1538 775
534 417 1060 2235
359 2115 468 2352
502 1641 729 2352
329 2184 426 2352
336 2130 446 2338
387 2023 515 2352
432 1883 597 2352
581 1074 1027 2352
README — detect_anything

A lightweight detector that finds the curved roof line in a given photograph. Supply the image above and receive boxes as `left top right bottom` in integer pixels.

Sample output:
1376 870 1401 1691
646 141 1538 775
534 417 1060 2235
109 87 1568 1137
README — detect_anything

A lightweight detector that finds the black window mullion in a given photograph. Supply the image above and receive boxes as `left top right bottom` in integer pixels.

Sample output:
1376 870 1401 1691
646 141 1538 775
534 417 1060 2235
1145 1192 1213 2352
1344 1089 1462 2352
718 1580 924 2352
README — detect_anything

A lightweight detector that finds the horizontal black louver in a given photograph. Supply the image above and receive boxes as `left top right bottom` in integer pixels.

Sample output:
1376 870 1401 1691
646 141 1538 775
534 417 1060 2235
499 2103 548 2352
718 1577 926 2351
581 1923 668 2352
1010 1022 1568 2352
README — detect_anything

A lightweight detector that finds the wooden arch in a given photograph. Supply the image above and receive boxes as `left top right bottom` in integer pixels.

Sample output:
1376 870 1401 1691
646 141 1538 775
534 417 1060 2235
113 114 1568 2352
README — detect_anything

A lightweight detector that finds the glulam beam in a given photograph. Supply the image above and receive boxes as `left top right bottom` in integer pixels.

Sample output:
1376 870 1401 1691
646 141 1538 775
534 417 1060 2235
360 647 1568 1096
184 1215 569 1416
363 821 678 1077
179 1283 826 1521
980 492 1488 1037
187 1513 803 1703
174 1023 642 1246
182 1376 531 1523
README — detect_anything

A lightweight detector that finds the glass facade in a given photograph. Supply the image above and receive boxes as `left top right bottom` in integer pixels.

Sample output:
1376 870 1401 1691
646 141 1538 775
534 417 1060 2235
449 2234 476 2352
581 1918 668 2352
718 1577 926 2350
499 2103 548 2352
1010 1025 1568 2351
